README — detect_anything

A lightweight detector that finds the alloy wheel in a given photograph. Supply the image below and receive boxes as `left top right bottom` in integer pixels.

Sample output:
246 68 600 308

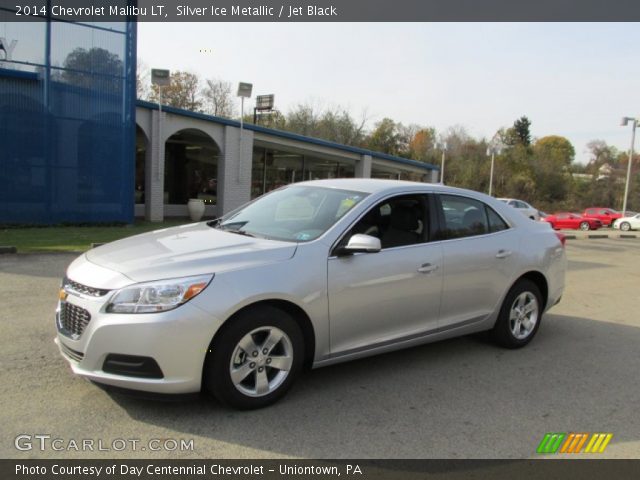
229 326 294 397
509 292 539 340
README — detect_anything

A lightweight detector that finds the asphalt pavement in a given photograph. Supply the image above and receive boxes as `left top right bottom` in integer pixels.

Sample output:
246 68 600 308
1 239 639 459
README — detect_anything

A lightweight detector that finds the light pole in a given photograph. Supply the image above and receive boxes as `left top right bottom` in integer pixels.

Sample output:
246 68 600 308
237 82 253 182
620 117 637 217
439 142 448 184
151 69 171 182
487 147 496 197
487 144 501 197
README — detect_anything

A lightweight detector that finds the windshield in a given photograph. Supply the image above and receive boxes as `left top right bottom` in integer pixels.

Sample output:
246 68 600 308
212 185 368 242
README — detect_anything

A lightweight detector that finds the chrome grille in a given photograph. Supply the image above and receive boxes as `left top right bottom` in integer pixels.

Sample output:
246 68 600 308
65 278 110 297
59 341 84 362
59 302 92 337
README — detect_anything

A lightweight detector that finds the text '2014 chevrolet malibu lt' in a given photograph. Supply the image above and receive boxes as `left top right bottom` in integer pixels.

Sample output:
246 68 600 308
55 179 566 409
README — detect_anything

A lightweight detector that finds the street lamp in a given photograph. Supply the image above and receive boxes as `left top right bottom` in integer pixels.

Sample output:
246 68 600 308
237 82 253 130
620 116 637 217
439 142 448 184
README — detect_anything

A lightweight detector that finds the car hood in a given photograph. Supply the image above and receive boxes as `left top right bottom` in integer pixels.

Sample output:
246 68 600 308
79 222 298 284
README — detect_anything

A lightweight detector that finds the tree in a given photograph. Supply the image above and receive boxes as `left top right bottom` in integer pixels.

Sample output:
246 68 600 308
586 140 618 171
534 136 575 168
61 47 123 93
316 108 367 146
367 118 400 155
408 128 437 162
532 136 575 205
504 116 532 147
149 71 201 111
285 103 319 137
201 78 236 118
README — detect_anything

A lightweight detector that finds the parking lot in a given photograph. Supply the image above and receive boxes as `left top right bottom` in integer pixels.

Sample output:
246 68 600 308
1 238 639 459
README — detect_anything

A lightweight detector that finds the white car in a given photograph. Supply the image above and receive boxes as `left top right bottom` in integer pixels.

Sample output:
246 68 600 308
498 198 540 221
612 213 640 231
55 180 566 409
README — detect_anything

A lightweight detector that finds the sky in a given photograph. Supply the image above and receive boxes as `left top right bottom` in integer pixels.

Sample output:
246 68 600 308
137 22 640 164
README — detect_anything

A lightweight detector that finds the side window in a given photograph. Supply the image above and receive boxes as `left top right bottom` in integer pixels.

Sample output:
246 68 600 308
486 206 509 233
341 194 429 250
438 195 489 239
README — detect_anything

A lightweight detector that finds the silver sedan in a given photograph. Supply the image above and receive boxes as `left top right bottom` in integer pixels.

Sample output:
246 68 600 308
55 179 566 409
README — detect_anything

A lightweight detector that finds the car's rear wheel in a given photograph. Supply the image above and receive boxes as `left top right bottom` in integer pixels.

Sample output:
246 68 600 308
620 222 631 231
491 279 543 348
204 305 304 409
579 221 590 231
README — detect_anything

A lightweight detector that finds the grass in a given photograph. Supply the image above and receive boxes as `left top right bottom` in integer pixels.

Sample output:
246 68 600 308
0 220 188 253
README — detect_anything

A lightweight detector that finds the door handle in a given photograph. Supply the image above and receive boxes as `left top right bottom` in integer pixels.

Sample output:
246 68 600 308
417 263 439 274
495 249 512 259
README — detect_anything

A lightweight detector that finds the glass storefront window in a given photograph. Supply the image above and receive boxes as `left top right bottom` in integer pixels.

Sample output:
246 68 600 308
372 167 400 179
252 146 356 198
264 150 303 194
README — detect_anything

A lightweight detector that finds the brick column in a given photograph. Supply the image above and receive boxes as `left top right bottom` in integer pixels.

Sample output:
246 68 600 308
217 125 254 216
145 109 165 222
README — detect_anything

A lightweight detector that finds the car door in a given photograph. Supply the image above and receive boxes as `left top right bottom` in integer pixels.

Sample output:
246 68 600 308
555 213 570 229
599 209 612 225
436 194 518 329
327 193 443 356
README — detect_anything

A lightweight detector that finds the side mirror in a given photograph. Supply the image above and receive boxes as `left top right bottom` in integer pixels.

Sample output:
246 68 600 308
337 234 381 256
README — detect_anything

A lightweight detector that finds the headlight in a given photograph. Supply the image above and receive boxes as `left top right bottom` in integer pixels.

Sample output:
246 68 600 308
105 274 213 314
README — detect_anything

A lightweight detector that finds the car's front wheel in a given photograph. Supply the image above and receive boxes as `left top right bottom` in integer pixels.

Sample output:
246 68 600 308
620 222 631 231
579 221 590 231
491 279 543 348
204 305 304 409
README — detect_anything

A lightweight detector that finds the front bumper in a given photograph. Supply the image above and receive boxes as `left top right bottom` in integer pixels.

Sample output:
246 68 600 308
55 293 223 394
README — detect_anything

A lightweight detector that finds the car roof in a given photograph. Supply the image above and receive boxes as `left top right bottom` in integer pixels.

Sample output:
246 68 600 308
286 179 529 228
297 178 455 195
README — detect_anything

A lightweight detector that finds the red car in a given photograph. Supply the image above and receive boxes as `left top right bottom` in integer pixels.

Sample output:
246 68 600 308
543 212 603 231
582 207 622 227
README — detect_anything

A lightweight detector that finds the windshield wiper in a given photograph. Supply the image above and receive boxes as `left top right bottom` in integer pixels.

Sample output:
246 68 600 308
225 229 257 238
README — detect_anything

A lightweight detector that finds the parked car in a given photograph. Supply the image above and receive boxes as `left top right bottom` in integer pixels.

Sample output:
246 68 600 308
55 180 567 409
543 212 602 231
611 213 640 231
498 198 540 220
582 207 622 227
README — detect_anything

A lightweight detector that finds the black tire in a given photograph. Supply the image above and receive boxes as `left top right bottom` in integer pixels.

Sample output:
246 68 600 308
620 222 631 232
203 305 304 409
579 221 590 231
491 279 543 349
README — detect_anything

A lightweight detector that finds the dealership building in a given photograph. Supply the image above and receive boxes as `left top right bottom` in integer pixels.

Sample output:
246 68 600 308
0 15 437 224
